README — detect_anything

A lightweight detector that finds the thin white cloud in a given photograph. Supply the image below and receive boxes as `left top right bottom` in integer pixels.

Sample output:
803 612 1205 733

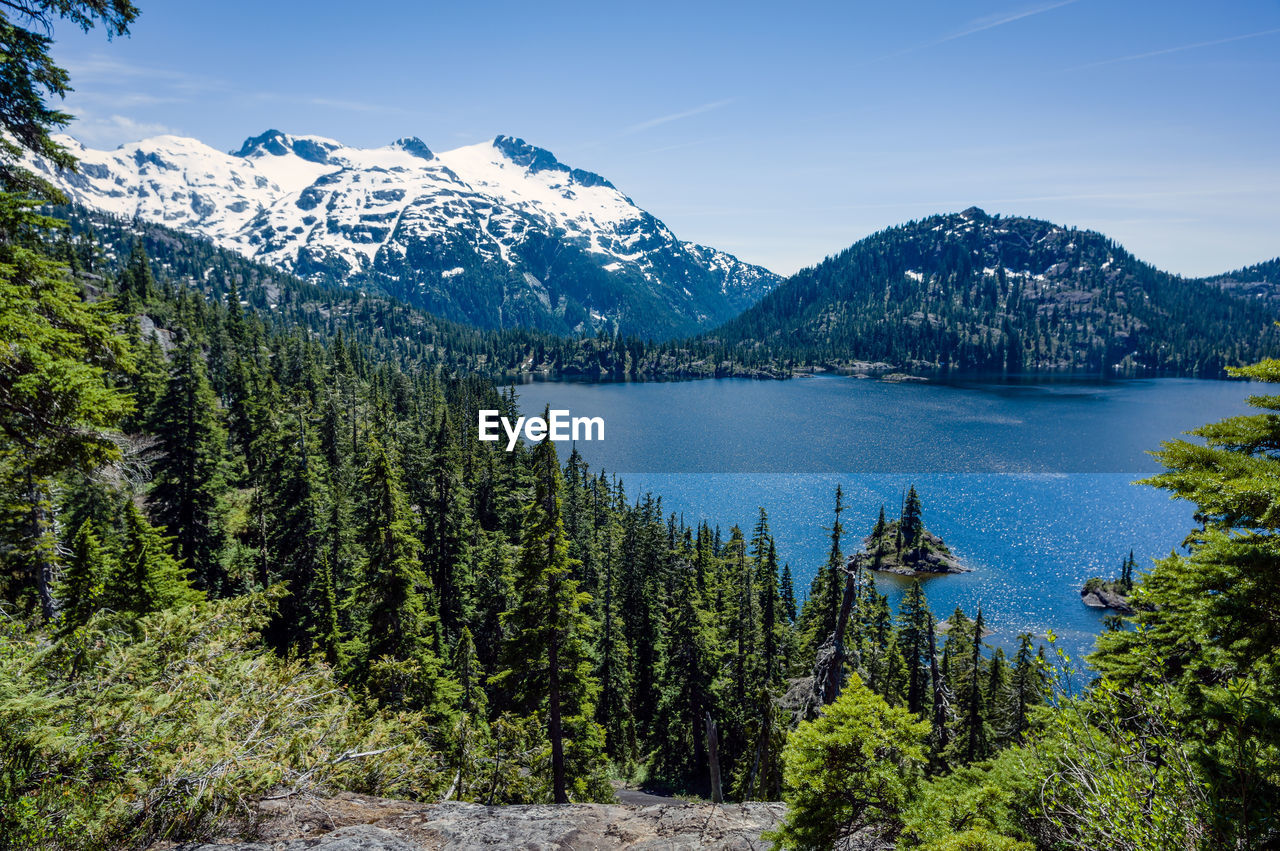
63 54 225 94
938 0 1079 44
240 91 416 117
622 98 737 136
1067 27 1280 71
639 136 728 156
69 91 187 109
868 0 1078 63
305 96 411 115
63 55 183 79
67 113 179 147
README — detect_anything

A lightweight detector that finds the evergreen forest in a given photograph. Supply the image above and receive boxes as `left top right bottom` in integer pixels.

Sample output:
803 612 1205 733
2 4 1278 850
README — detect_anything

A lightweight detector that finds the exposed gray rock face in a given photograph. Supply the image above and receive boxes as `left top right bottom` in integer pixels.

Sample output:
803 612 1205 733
166 794 783 851
1081 586 1135 614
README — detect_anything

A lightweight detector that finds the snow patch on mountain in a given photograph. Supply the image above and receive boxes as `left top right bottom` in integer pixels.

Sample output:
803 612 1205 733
32 130 779 337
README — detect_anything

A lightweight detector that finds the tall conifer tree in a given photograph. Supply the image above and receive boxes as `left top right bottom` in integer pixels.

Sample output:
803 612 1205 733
495 427 606 803
148 338 229 593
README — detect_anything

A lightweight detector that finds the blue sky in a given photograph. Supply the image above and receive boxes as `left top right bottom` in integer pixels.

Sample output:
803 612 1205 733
51 0 1280 277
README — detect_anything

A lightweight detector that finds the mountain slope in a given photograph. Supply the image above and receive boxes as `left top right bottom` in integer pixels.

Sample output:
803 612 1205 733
33 131 779 340
59 204 584 378
1204 258 1280 305
703 208 1280 377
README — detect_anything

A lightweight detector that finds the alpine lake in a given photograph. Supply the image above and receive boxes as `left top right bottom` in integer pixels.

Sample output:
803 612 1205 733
514 373 1258 663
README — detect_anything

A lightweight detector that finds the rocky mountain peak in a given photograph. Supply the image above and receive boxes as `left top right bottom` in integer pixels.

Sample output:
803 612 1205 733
492 135 614 189
234 129 341 164
390 136 433 160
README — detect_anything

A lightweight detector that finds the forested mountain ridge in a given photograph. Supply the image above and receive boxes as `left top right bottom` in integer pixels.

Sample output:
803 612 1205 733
698 208 1280 377
56 204 578 377
72 204 1279 386
31 131 779 340
1204 257 1280 305
60 204 772 381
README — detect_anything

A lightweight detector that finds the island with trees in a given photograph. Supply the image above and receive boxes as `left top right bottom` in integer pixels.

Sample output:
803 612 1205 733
1080 550 1137 614
861 486 968 576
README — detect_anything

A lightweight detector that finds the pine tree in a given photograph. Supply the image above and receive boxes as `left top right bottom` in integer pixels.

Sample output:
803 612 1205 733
927 612 951 770
148 338 229 593
107 502 201 616
423 408 472 643
1121 549 1136 592
768 674 929 851
356 435 456 719
124 330 167 433
897 580 933 717
653 560 717 791
1009 633 1047 741
358 436 431 664
55 520 112 632
449 625 487 801
752 509 783 688
594 514 636 765
985 646 1012 750
0 200 134 618
471 531 514 688
694 522 714 599
453 626 487 717
260 403 331 653
901 485 923 549
948 608 989 764
494 430 607 803
118 241 155 304
725 526 761 718
313 552 343 667
801 485 844 652
870 505 888 567
779 561 797 623
863 582 898 701
619 491 663 738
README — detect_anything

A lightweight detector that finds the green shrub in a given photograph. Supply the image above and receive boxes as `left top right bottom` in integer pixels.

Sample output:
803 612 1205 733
766 674 928 850
900 747 1039 849
917 828 1033 851
0 593 447 850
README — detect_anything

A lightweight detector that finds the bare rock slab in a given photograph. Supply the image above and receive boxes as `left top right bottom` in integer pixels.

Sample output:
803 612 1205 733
168 794 784 851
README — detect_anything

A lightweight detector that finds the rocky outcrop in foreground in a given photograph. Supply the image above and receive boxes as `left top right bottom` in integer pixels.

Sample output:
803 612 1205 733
166 792 784 850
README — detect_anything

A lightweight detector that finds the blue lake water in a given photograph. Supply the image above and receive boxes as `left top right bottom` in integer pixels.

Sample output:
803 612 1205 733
514 375 1258 659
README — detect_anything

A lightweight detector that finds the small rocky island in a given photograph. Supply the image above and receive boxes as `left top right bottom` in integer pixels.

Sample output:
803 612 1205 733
861 486 968 576
1080 551 1137 614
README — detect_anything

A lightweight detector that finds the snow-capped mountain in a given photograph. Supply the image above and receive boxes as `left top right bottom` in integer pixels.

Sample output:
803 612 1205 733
34 130 779 338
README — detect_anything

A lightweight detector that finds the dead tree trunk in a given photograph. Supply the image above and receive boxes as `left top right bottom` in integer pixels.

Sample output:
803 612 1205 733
806 554 865 716
26 475 58 622
706 712 723 804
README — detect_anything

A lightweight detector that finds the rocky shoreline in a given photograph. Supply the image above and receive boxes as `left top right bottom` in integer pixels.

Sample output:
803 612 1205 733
160 792 784 851
1080 581 1134 615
